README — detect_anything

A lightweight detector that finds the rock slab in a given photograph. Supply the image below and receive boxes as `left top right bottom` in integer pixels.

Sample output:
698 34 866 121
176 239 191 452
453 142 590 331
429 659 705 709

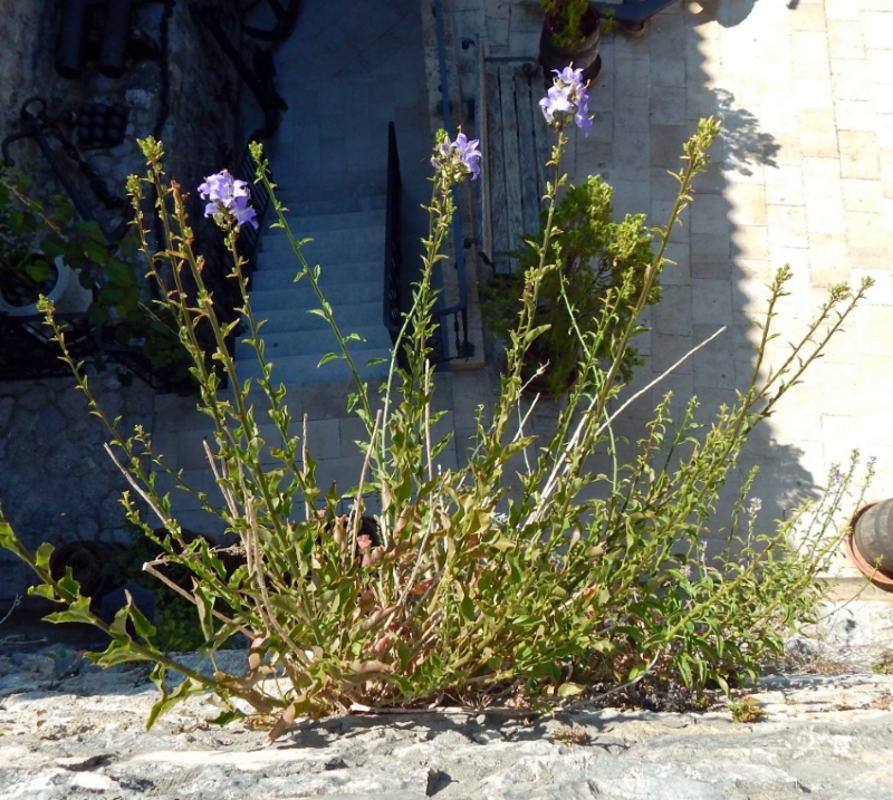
1 654 893 800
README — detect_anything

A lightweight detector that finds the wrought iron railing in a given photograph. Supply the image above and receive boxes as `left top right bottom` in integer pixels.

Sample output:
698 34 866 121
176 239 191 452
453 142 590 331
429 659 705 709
0 311 175 391
1 97 130 242
383 122 408 366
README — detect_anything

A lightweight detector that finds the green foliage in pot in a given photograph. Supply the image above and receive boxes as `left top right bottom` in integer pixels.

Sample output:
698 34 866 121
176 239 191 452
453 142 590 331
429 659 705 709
0 167 194 390
0 175 61 306
481 175 656 397
541 0 597 50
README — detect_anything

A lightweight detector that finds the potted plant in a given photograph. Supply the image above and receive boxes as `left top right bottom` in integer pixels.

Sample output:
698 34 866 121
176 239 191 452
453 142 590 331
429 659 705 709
0 168 198 390
845 498 893 589
539 0 602 85
480 174 657 397
0 177 74 316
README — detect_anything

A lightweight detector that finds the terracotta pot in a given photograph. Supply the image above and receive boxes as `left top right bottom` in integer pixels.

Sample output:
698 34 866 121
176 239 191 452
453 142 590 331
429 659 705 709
844 500 893 590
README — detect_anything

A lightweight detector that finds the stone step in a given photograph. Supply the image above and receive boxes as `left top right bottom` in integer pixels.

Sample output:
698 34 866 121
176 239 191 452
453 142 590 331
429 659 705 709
250 266 380 295
235 322 389 358
270 169 386 204
240 323 386 359
234 347 393 384
243 302 383 339
259 226 385 266
260 209 385 235
275 193 387 217
243 298 383 333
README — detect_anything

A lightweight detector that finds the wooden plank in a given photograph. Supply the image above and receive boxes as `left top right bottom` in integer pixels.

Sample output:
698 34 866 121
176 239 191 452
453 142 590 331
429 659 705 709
478 44 493 273
485 64 510 275
514 66 543 241
530 68 553 206
498 63 524 273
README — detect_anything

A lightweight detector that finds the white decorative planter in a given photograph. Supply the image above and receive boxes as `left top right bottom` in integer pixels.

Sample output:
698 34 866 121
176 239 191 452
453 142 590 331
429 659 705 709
0 255 90 317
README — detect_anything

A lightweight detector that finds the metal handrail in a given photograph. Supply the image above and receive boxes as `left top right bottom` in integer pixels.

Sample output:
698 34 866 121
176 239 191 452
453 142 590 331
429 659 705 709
383 122 411 370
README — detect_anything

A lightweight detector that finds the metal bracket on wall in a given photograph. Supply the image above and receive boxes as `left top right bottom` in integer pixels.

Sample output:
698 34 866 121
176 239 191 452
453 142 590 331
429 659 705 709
1 97 130 242
242 0 300 42
189 1 287 139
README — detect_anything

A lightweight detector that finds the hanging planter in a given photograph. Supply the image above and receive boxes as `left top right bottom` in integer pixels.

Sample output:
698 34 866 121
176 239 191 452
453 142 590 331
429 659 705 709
539 1 602 87
844 499 893 590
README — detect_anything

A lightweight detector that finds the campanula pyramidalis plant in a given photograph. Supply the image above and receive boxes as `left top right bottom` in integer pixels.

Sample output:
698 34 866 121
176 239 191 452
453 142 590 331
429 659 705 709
430 130 482 182
198 169 258 230
0 101 874 744
482 67 651 394
539 65 592 132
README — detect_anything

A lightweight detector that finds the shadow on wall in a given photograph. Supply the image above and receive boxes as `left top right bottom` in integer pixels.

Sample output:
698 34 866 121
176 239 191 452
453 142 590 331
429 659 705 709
716 89 781 174
624 1 822 547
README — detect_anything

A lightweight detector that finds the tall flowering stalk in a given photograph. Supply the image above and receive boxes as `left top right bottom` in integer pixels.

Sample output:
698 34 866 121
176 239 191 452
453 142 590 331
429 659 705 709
539 66 592 133
198 169 258 230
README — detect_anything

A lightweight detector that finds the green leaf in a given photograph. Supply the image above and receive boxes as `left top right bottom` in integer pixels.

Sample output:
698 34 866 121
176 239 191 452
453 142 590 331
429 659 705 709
128 595 158 641
35 542 54 570
91 643 154 668
557 682 584 698
146 673 203 731
210 710 244 726
44 596 94 626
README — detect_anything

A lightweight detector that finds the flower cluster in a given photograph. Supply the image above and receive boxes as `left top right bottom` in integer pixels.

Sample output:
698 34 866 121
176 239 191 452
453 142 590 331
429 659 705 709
539 66 592 133
197 170 258 230
431 131 482 184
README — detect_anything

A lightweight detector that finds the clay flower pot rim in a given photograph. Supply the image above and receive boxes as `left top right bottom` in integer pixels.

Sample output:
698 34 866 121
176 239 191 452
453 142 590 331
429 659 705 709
844 500 893 590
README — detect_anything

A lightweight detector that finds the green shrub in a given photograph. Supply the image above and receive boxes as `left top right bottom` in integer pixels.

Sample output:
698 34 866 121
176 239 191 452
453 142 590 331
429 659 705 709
0 118 874 741
480 174 656 396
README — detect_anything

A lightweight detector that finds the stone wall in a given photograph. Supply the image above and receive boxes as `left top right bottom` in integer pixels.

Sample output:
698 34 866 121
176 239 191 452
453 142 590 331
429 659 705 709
0 1 243 232
0 0 48 139
0 375 156 604
0 1 248 607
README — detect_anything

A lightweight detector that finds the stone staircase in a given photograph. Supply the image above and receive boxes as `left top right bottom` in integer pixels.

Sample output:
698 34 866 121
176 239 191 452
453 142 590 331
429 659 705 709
234 183 394 385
